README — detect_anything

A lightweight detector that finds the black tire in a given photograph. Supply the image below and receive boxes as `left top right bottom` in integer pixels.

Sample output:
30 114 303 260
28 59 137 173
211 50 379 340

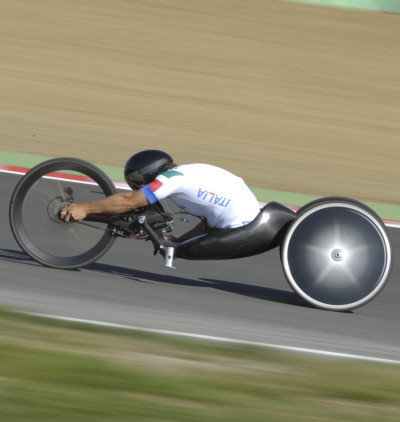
281 198 393 311
9 158 117 269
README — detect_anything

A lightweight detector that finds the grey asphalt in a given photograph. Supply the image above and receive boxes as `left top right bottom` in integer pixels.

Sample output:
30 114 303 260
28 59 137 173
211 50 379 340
1 172 399 361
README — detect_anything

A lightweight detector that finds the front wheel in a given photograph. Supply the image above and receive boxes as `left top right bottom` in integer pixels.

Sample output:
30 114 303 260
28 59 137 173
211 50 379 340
9 158 117 269
280 198 393 311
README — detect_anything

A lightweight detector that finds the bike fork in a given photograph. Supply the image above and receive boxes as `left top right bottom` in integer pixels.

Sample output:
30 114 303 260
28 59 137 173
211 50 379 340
137 215 176 269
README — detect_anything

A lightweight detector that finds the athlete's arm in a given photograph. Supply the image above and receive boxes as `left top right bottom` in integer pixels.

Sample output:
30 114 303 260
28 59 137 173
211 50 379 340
60 190 149 222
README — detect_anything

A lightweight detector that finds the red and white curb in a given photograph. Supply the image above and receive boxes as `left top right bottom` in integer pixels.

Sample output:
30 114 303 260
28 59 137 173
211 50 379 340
2 164 400 229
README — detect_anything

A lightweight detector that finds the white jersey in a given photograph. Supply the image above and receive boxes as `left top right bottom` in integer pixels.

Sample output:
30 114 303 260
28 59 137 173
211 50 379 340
141 163 260 229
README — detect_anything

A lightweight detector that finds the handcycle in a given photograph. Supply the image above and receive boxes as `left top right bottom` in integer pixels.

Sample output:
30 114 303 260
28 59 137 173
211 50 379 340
9 157 393 312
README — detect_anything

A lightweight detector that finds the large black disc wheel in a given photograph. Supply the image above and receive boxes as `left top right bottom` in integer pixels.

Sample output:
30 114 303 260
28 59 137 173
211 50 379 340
281 198 392 311
9 158 117 269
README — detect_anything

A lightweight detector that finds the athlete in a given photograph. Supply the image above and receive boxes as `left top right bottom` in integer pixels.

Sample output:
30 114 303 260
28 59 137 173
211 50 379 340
60 150 261 242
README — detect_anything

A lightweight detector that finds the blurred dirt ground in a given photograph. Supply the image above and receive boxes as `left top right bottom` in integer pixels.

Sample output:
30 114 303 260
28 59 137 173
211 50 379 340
1 0 399 205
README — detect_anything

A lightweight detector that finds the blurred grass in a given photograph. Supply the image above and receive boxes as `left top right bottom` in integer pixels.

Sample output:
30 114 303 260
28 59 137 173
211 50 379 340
0 308 400 421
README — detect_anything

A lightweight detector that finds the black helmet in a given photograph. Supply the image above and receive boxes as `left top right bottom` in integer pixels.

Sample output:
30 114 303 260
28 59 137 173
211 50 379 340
124 149 174 189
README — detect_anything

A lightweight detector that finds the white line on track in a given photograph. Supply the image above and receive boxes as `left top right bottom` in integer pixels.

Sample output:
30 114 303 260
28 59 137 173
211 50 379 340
16 311 400 366
1 169 26 176
385 222 400 229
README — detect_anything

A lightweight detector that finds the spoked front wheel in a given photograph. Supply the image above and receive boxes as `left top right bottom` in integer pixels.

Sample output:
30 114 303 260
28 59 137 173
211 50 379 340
281 198 393 311
9 158 117 269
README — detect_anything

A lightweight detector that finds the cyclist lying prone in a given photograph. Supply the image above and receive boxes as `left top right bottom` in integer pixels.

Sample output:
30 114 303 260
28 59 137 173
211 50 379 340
60 150 260 243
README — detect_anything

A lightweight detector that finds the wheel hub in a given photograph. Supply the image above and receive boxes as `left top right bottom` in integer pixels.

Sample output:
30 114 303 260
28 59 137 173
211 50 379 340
331 248 344 262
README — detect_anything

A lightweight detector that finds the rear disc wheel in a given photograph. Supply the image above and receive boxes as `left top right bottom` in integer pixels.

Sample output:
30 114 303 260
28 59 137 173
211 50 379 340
281 198 392 311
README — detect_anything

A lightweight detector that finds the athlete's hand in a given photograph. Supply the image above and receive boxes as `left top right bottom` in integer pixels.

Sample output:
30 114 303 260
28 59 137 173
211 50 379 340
60 203 88 223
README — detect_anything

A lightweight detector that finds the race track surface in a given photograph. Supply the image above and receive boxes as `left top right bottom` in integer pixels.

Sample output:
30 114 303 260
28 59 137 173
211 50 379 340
1 173 400 361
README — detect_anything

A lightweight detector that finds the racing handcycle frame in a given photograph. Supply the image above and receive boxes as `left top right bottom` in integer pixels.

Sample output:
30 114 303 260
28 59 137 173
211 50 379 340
9 158 393 312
